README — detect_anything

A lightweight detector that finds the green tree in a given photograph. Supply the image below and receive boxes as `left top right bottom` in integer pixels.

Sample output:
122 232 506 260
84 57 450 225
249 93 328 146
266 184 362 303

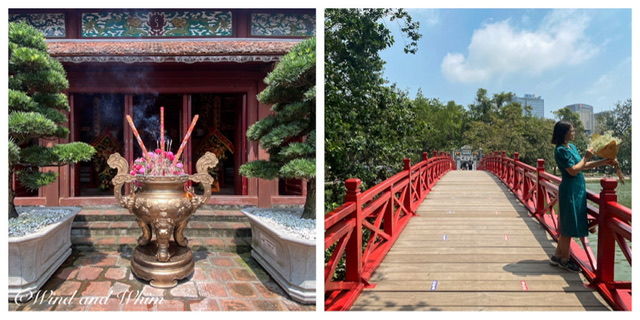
9 22 95 219
414 90 467 153
610 99 632 137
467 88 514 124
239 37 316 219
463 89 555 169
594 111 614 135
325 9 422 211
594 99 631 174
553 107 588 152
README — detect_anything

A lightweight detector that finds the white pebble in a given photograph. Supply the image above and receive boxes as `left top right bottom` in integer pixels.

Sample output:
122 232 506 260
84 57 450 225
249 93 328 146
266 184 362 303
252 210 316 241
9 207 73 238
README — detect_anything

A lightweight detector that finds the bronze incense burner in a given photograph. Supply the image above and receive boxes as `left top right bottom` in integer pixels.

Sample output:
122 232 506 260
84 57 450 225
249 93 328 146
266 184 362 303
108 152 218 288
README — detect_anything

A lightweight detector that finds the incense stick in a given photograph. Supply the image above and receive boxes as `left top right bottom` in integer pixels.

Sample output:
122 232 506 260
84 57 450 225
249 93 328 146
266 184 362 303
172 115 199 167
125 115 150 161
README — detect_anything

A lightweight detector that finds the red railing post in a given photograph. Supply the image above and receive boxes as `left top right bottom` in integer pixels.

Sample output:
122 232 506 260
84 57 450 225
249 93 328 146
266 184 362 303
535 159 545 216
596 178 618 285
501 151 506 181
488 152 493 172
344 178 363 285
421 152 429 197
403 158 413 213
513 152 520 191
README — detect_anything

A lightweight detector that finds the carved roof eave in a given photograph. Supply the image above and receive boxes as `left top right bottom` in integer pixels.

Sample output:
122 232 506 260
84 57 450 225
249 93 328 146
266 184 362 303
53 55 283 64
45 38 301 64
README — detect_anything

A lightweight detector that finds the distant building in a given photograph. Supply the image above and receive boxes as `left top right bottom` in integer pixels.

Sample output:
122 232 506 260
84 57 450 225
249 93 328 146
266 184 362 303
566 104 595 135
513 94 545 118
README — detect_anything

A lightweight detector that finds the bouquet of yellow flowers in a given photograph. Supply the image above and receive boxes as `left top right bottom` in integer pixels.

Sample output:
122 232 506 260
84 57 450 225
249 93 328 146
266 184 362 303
589 131 624 184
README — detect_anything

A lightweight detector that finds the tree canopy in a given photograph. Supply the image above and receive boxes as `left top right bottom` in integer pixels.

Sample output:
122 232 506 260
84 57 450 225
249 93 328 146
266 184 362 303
239 37 316 219
325 9 423 211
324 9 631 213
9 22 96 219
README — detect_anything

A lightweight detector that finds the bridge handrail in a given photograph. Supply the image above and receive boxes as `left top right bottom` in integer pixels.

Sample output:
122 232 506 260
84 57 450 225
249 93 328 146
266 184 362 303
478 151 632 311
324 151 456 311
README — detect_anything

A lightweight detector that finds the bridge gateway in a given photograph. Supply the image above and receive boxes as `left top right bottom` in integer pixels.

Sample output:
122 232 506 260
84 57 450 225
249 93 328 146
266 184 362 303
452 145 483 170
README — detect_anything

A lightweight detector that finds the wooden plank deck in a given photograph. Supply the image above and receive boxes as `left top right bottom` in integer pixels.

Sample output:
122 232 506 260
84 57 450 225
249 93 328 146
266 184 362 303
351 170 611 311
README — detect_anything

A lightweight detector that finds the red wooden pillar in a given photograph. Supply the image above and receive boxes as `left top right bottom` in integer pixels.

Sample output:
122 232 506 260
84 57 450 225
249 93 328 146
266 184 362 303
182 94 192 175
255 82 274 207
59 103 72 201
344 178 363 284
124 95 134 195
40 138 60 206
596 178 618 285
535 159 546 216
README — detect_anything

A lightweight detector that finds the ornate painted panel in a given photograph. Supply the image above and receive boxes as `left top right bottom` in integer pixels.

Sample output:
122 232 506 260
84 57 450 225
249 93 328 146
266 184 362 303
251 13 315 37
9 13 66 37
81 11 233 37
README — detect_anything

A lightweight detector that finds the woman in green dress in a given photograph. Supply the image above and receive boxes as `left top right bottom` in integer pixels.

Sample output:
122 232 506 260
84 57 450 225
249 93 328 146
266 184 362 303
551 121 615 272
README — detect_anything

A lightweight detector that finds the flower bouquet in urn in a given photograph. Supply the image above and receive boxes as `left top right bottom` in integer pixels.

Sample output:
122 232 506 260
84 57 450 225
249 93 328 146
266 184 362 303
589 131 624 184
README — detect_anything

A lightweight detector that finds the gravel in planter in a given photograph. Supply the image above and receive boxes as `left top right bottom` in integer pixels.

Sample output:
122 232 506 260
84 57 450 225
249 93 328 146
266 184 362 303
9 207 73 238
252 210 316 241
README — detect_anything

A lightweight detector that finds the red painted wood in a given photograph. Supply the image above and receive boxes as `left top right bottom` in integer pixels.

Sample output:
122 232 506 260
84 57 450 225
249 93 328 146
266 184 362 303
14 197 47 206
324 153 456 311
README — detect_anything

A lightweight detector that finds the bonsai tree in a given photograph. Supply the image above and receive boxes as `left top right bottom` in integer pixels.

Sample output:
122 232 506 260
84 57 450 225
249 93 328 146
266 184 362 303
240 37 316 219
9 22 95 219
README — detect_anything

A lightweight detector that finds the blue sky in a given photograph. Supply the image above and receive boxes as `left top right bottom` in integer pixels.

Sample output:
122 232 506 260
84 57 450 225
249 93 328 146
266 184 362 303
379 8 632 119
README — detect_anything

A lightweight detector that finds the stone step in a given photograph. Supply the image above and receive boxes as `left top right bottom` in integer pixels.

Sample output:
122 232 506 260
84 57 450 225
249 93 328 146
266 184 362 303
71 235 252 253
71 208 254 253
71 220 251 237
74 208 249 222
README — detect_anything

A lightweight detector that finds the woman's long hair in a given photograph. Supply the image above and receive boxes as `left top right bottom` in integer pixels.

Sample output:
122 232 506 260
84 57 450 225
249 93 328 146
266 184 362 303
551 121 573 146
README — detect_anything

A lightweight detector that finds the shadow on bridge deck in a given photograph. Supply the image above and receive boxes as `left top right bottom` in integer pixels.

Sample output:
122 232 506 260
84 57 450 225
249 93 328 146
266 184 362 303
350 170 611 311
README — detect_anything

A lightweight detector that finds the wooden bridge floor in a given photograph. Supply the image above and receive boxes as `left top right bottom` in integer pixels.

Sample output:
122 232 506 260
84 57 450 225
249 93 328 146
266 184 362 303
351 170 611 311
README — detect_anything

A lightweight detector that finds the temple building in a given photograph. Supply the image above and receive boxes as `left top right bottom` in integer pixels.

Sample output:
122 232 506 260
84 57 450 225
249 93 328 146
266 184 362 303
452 145 483 170
10 8 315 208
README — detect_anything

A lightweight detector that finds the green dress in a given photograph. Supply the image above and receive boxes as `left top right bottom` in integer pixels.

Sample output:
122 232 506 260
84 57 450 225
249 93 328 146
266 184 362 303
554 143 587 237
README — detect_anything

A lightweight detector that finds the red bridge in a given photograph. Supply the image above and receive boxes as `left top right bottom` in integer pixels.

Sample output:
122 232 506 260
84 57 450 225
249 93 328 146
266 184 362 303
324 151 631 311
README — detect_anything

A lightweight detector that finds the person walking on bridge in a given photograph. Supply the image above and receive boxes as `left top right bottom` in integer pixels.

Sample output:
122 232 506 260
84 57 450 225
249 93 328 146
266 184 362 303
550 121 615 272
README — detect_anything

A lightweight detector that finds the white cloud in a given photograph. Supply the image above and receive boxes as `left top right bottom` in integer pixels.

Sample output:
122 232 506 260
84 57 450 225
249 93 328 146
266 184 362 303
441 9 598 84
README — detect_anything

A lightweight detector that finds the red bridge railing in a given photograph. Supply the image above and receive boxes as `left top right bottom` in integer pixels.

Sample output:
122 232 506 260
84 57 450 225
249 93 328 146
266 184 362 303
324 151 456 311
479 151 632 311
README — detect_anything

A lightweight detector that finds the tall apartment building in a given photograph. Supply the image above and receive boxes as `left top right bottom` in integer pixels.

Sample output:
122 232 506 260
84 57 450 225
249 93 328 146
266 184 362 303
566 104 595 135
513 94 545 118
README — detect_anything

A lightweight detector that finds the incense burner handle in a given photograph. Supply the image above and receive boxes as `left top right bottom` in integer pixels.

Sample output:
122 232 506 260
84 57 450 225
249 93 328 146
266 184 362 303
107 153 136 209
188 152 219 211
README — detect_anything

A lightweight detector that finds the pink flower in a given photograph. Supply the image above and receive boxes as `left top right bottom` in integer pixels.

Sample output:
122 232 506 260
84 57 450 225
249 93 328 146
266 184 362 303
155 149 162 154
138 167 146 173
176 163 183 168
130 170 136 176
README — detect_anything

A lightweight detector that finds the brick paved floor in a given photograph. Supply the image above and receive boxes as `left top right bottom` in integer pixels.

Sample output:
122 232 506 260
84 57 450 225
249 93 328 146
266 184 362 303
9 248 316 311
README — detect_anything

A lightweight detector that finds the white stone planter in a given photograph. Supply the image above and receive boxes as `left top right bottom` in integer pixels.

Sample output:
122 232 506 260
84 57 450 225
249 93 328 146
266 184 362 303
241 207 316 304
8 207 81 301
